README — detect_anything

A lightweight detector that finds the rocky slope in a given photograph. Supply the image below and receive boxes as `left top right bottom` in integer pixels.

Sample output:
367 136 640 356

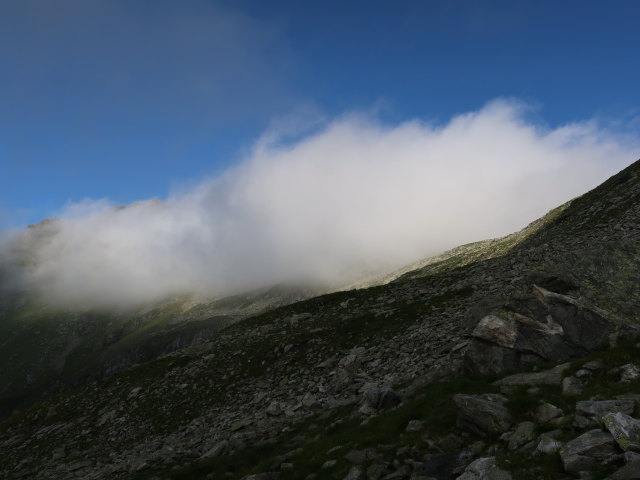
1 158 640 479
0 272 319 420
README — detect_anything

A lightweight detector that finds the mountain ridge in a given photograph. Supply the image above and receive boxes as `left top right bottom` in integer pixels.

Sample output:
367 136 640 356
1 158 640 479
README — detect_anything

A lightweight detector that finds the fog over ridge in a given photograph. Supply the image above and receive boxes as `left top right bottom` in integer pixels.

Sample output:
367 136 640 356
2 99 638 307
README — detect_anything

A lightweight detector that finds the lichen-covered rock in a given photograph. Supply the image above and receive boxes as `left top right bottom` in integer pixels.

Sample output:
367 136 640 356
603 412 640 451
574 400 636 428
453 394 512 437
559 429 619 473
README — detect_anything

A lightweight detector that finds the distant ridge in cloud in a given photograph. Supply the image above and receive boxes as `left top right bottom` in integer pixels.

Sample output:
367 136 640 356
2 99 638 307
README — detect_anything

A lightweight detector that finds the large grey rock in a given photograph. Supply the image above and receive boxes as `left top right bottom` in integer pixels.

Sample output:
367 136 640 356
453 394 512 437
603 412 640 451
471 315 518 349
507 421 536 450
559 429 619 473
464 311 563 375
455 457 512 480
464 285 626 375
493 363 570 387
574 400 636 428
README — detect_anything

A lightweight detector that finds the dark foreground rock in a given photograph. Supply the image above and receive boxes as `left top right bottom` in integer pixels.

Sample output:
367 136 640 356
453 394 512 437
559 429 618 473
465 285 635 375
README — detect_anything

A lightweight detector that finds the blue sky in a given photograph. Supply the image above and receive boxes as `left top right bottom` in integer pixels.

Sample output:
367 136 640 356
2 0 639 227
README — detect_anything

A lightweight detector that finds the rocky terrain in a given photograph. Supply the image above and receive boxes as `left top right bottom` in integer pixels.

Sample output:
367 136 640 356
0 274 319 420
1 158 640 479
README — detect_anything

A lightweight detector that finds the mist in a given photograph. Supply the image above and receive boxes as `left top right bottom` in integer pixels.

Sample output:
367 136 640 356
2 100 638 307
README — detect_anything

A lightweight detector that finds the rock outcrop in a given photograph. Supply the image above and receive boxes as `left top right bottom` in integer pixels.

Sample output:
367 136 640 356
465 285 634 375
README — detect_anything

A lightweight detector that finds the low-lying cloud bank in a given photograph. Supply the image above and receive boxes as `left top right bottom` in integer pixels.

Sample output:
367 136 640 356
2 99 638 306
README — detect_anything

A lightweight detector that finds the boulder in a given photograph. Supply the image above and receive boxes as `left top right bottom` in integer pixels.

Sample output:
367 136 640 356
464 285 628 375
470 315 518 349
559 429 619 473
455 457 512 480
603 412 640 451
507 422 536 450
535 402 564 423
453 394 512 437
493 363 570 387
574 400 635 428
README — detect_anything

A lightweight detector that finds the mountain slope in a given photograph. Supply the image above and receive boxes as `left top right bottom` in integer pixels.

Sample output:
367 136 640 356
1 158 639 479
0 283 319 420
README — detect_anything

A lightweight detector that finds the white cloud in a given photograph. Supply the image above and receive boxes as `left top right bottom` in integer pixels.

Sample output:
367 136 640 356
3 99 638 306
